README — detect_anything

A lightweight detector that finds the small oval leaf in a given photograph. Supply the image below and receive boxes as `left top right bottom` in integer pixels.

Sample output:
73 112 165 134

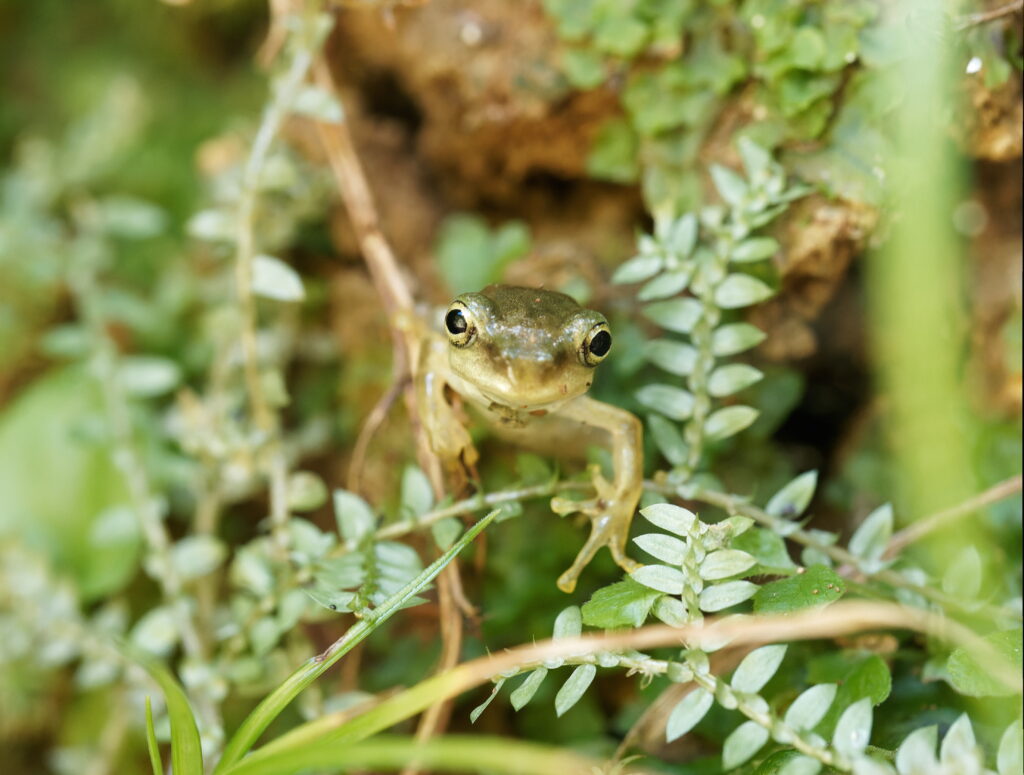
731 644 787 693
666 687 713 742
699 580 758 612
705 405 759 441
714 274 774 309
554 664 597 717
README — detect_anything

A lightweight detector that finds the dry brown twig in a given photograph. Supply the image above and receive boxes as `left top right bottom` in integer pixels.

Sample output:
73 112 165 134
956 0 1023 29
308 43 466 774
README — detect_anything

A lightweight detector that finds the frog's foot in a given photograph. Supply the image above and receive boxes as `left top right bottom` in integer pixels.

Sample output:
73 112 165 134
551 467 640 594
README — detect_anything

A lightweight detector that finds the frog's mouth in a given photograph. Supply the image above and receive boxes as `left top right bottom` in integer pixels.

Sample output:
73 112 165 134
474 361 585 412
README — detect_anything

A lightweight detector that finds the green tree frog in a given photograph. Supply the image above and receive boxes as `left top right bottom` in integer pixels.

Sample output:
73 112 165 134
415 284 642 593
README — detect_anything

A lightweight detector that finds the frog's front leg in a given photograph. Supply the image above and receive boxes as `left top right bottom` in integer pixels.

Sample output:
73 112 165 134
550 395 643 593
415 344 479 480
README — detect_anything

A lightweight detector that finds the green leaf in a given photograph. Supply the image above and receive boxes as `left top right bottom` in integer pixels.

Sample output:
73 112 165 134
732 237 779 263
592 14 648 58
848 503 892 565
136 656 203 775
643 297 703 333
187 208 235 242
705 405 759 441
699 580 757 611
117 356 182 397
707 364 763 397
400 465 434 517
732 644 787 693
998 722 1023 775
145 697 163 775
896 726 938 775
723 720 770 768
635 533 687 565
304 585 356 613
469 679 505 724
712 322 766 356
784 683 837 731
612 254 663 284
333 489 376 543
832 697 872 758
562 47 606 89
817 655 891 738
638 268 692 300
581 578 661 629
648 414 688 466
431 517 463 551
631 564 686 595
587 119 639 183
554 664 596 717
653 595 689 627
252 254 305 302
666 687 713 742
738 136 774 181
941 545 982 599
553 606 583 639
773 753 823 775
753 565 845 613
714 274 774 309
216 511 499 771
510 668 547 712
766 471 818 519
710 164 749 206
732 527 796 573
131 607 179 657
699 549 756 580
639 502 696 536
435 214 529 294
291 85 344 122
170 536 226 581
636 384 694 421
644 339 697 376
939 714 977 767
946 628 1022 697
662 212 699 257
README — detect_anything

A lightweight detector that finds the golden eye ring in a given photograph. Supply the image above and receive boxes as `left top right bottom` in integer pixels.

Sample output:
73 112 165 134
581 323 612 367
444 302 475 347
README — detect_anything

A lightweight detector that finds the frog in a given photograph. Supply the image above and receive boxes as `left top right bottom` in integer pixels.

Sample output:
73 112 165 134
415 284 643 593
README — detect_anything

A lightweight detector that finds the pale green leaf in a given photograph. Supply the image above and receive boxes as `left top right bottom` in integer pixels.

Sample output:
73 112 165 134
666 687 713 742
731 644 787 693
631 564 686 595
554 664 596 716
714 274 774 309
710 163 749 206
939 714 977 767
849 503 893 564
469 679 504 724
613 255 663 284
634 533 687 565
645 339 697 376
653 595 689 627
707 364 763 397
640 503 696 536
252 254 305 302
400 465 434 517
766 471 819 519
170 536 226 581
997 722 1023 775
732 236 779 262
553 606 582 639
648 414 688 466
699 549 756 580
699 580 757 611
833 697 873 758
638 268 692 300
942 546 981 599
705 405 759 441
722 720 769 768
333 490 376 543
510 668 547 711
292 85 344 122
711 322 766 356
784 683 837 730
117 356 182 397
636 384 694 420
896 725 937 775
643 298 703 333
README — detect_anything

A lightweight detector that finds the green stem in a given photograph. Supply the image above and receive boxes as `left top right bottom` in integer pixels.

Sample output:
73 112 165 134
214 510 497 774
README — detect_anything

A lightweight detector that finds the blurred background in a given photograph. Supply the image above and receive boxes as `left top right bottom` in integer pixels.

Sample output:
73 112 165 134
0 1 1020 773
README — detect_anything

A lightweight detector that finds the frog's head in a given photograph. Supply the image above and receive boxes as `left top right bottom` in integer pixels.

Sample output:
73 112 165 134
444 285 612 410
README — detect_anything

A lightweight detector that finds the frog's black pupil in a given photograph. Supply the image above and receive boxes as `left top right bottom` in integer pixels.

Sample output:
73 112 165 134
446 309 467 335
589 330 612 357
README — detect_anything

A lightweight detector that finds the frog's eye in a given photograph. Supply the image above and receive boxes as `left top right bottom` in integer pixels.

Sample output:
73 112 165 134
444 302 475 347
581 323 612 367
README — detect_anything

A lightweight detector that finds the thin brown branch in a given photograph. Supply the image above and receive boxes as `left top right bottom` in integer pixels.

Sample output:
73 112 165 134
885 474 1023 558
956 0 1023 29
254 599 1022 762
